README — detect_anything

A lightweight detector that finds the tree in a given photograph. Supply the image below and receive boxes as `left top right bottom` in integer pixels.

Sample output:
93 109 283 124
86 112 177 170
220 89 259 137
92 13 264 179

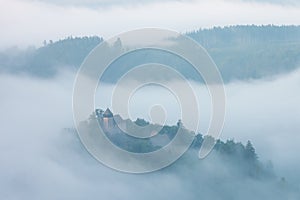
135 118 149 127
245 140 257 161
177 119 183 127
113 37 122 50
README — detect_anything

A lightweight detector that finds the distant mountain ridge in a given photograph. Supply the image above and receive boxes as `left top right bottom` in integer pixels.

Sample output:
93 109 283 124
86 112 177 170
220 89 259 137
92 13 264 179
187 25 300 47
1 25 300 82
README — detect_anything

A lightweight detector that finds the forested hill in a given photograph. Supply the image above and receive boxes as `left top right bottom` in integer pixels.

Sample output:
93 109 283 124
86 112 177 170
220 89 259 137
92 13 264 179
1 25 300 82
187 25 300 81
187 25 300 48
0 36 103 77
81 112 275 179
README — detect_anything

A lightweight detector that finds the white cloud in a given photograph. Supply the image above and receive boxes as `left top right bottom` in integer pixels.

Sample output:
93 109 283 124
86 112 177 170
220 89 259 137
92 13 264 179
24 0 185 7
0 67 300 198
97 68 300 183
1 0 300 49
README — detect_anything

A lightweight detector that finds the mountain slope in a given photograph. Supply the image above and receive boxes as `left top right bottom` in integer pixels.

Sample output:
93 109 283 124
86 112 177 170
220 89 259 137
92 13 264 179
1 25 300 82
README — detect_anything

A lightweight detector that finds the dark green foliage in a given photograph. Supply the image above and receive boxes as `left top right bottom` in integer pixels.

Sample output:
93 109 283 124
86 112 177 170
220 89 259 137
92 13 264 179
190 134 274 178
187 25 300 82
245 140 258 161
0 36 103 77
158 125 178 138
187 25 300 48
83 111 275 179
28 36 102 77
191 134 203 148
213 138 274 178
134 118 149 126
1 25 300 81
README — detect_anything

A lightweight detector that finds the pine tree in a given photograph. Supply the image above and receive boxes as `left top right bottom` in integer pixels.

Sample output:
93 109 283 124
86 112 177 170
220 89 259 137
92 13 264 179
245 140 257 161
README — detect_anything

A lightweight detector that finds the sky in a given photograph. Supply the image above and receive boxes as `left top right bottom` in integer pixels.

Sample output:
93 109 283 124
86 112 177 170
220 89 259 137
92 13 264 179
1 0 300 48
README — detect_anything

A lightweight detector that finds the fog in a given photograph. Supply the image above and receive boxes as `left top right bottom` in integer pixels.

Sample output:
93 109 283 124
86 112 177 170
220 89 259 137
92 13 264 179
0 69 300 199
1 0 300 48
95 69 300 183
224 71 300 184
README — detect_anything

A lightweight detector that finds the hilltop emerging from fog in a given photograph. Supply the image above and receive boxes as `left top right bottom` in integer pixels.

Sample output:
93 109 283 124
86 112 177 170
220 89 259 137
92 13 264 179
77 107 275 179
1 25 300 82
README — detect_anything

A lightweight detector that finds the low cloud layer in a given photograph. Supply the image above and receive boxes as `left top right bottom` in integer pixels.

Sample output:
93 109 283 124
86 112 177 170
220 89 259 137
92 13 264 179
0 69 300 199
96 69 300 184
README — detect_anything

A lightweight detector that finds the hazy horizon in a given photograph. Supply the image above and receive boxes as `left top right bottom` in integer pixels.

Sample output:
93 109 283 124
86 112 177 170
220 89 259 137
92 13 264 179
1 0 300 49
1 0 300 199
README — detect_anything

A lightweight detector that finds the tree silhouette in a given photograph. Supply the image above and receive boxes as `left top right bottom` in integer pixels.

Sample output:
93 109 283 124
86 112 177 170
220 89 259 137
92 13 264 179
245 140 258 161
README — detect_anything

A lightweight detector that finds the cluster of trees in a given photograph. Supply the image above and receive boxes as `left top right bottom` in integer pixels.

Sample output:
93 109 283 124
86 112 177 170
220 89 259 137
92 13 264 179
134 118 149 126
1 25 300 82
191 134 274 178
0 36 102 77
83 114 275 179
187 25 300 48
107 120 181 153
192 134 258 162
187 25 300 81
28 36 103 77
